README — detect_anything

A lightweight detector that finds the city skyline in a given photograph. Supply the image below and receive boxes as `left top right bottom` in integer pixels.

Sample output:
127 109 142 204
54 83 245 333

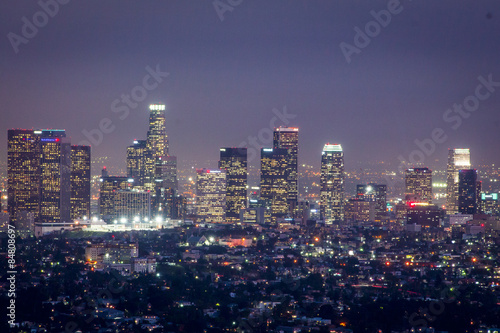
1 1 500 176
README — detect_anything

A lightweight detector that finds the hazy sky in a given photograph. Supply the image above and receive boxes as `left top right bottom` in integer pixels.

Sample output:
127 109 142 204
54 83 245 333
1 1 499 175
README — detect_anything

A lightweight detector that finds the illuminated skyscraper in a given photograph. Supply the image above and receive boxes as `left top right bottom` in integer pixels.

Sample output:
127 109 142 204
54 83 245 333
7 129 41 223
219 148 247 222
320 143 344 223
99 168 133 221
196 169 226 222
142 104 168 190
405 168 433 203
126 139 147 186
70 145 91 220
147 104 168 157
154 155 178 217
273 127 298 213
446 148 471 214
458 169 478 214
39 130 71 223
260 148 289 222
356 183 387 219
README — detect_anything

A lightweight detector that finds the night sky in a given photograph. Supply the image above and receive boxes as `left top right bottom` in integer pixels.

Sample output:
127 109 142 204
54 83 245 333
1 1 500 175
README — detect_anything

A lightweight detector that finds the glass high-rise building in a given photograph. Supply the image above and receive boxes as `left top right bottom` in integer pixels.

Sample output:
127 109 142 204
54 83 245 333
458 169 478 214
39 130 71 223
154 155 178 217
126 139 147 186
320 143 344 223
219 148 247 222
99 168 132 221
405 168 433 203
196 169 226 223
273 127 298 213
140 104 168 190
7 129 41 223
70 145 91 220
260 148 289 223
446 148 471 214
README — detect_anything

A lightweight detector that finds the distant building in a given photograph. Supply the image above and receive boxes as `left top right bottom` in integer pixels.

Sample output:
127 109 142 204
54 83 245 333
260 148 289 223
132 257 156 274
39 129 71 223
405 168 432 203
114 190 151 222
7 129 41 223
480 192 499 215
126 139 147 186
356 183 387 219
70 145 91 220
144 104 168 190
406 203 442 227
154 155 178 217
458 169 478 214
219 148 247 222
345 198 374 222
446 148 471 214
15 211 35 238
293 201 311 225
273 127 299 214
99 169 132 221
320 144 344 223
196 169 226 222
240 207 265 224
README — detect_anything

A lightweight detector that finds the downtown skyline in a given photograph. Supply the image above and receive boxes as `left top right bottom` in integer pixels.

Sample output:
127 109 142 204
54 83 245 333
1 1 500 175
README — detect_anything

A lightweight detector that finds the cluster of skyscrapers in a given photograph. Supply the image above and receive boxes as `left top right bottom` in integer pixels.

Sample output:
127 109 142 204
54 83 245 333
100 104 182 223
7 129 91 231
6 104 491 230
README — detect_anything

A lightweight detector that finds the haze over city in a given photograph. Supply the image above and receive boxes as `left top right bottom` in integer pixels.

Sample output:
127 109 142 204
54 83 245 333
1 1 500 175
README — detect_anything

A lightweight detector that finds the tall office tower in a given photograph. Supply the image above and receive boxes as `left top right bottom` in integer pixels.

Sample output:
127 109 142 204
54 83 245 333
196 169 226 223
446 148 471 214
142 104 168 190
320 143 344 223
405 168 433 203
273 127 298 213
99 168 132 221
70 145 91 220
260 148 289 223
39 130 71 223
147 104 168 157
126 139 147 186
154 155 178 217
458 169 478 214
7 129 41 223
219 148 247 222
356 183 387 219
